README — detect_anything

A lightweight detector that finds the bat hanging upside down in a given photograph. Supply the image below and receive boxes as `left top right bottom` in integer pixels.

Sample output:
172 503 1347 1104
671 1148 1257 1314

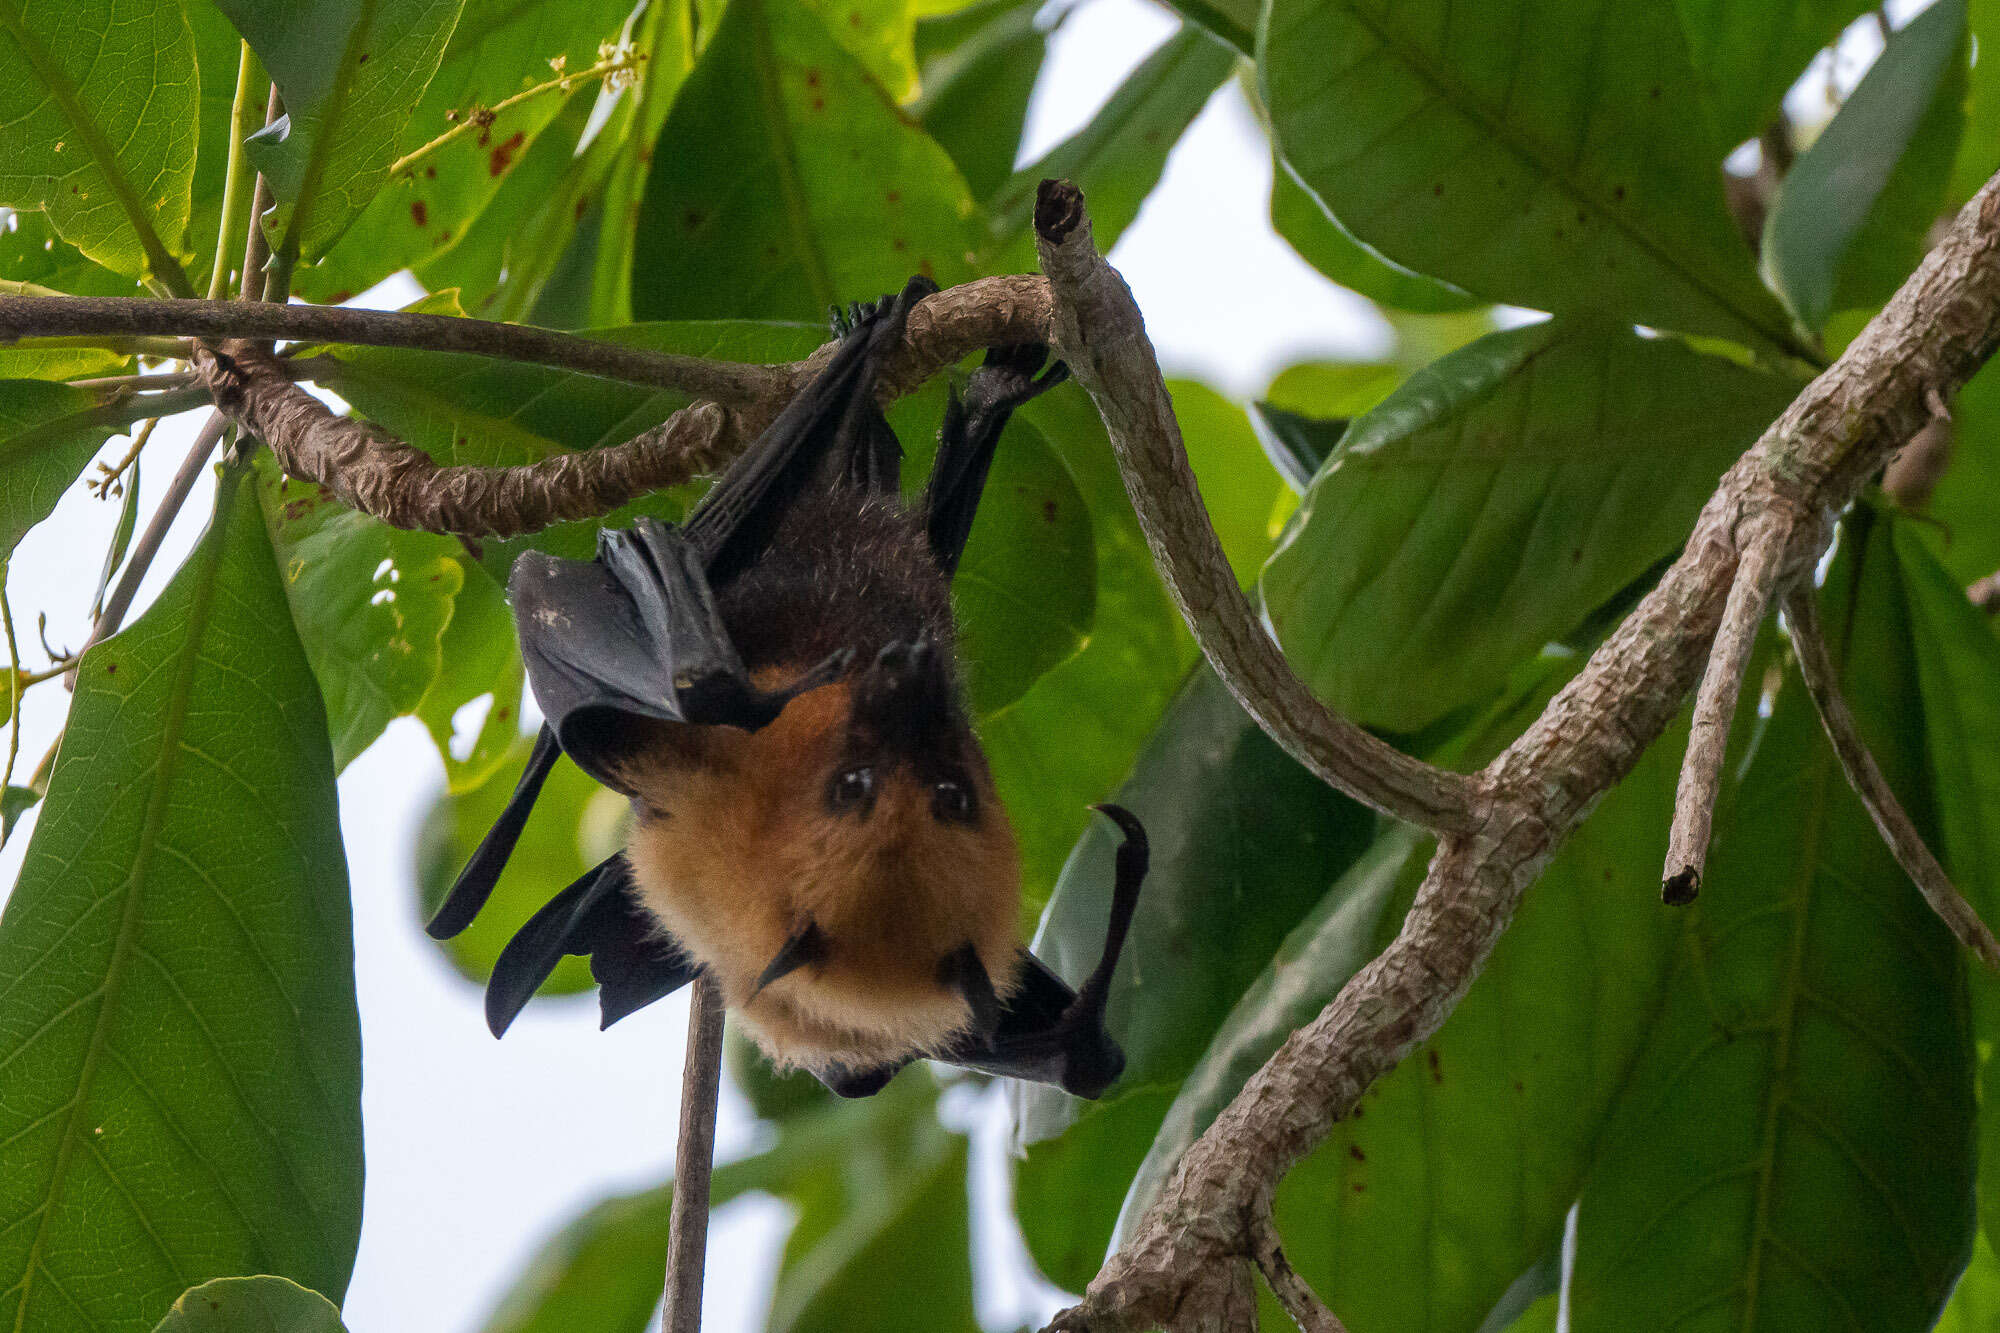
426 276 1148 1099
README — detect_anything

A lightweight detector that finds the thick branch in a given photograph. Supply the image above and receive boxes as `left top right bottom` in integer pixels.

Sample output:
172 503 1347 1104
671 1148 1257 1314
81 277 1049 537
1032 181 1477 836
1049 174 2000 1333
1783 583 2000 966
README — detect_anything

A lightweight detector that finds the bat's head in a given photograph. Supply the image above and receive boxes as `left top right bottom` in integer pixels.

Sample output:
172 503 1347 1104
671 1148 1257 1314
620 642 1023 1077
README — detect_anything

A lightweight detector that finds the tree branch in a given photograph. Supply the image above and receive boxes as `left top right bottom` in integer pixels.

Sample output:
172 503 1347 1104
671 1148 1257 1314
662 976 726 1333
1042 172 2000 1332
1031 182 1478 836
1663 524 1790 904
1783 581 2000 966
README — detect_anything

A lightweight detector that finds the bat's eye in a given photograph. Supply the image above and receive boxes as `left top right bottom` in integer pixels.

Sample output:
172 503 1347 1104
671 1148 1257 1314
932 779 976 823
829 765 875 812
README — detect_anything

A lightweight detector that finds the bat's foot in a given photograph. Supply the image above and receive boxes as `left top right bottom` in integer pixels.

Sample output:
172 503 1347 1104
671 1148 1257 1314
828 275 941 339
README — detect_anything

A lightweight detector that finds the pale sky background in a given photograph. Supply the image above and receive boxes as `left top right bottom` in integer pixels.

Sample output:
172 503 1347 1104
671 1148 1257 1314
0 1 1909 1329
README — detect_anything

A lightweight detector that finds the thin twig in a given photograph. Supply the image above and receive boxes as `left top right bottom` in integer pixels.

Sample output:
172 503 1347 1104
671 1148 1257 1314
389 48 646 178
2 571 20 792
240 86 282 307
1252 1223 1348 1333
1663 524 1789 904
0 294 790 403
76 413 228 663
1031 180 1477 835
1784 582 2000 965
68 371 195 393
663 975 726 1333
88 416 158 498
209 44 265 302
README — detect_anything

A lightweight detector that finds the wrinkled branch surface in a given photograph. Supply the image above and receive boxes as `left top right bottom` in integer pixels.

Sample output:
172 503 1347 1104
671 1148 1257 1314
1039 173 2000 1332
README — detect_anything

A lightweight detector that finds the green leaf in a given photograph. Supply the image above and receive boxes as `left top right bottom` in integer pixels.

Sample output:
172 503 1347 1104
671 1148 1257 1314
1260 321 1799 732
298 0 636 303
413 558 523 794
0 783 39 846
1762 0 1968 333
890 395 1095 715
1261 0 1803 356
0 467 362 1332
805 0 920 102
1269 725 1688 1332
1568 511 1975 1332
253 457 466 770
1156 0 1256 53
415 731 618 993
1676 0 1874 147
1270 159 1479 315
630 0 979 320
1892 520 2000 1263
0 281 129 379
218 0 466 263
154 1277 346 1333
912 0 1048 201
984 26 1234 270
1922 357 2000 586
1010 667 1378 1158
1949 0 2000 204
1165 379 1282 582
0 0 197 287
981 387 1193 906
586 1 696 328
0 380 132 559
1937 1232 2000 1331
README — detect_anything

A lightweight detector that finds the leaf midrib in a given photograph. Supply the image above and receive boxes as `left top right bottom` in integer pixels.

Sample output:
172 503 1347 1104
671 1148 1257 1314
0 2 194 296
744 0 836 312
10 466 243 1332
1274 0 1806 359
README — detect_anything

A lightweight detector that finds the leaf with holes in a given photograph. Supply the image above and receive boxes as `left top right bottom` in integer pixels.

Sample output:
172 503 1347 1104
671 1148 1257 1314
1762 0 1968 334
0 467 361 1333
254 457 466 770
630 0 979 320
1568 511 1975 1331
154 1277 346 1333
0 0 197 286
217 0 466 262
1260 321 1799 732
1262 0 1803 355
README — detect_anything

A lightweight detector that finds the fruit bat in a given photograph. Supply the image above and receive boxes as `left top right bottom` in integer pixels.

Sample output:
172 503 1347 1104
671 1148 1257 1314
426 276 1148 1100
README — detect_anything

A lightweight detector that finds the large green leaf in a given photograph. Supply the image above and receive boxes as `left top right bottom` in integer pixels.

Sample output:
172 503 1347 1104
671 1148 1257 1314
153 1277 346 1333
1762 0 1968 334
1261 0 1802 355
982 26 1235 270
912 0 1048 202
1922 357 2000 586
0 380 131 558
0 466 362 1332
1009 667 1380 1283
1949 0 2000 204
1260 321 1799 732
1937 1233 2000 1331
586 0 696 328
890 392 1095 715
253 456 466 770
1270 158 1479 315
630 0 979 320
1893 521 2000 1264
218 0 465 263
1676 0 1873 147
415 731 618 994
413 557 522 794
0 0 196 287
1568 512 1976 1331
299 0 636 302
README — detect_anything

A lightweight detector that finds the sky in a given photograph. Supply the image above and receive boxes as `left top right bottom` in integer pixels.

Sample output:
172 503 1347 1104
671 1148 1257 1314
0 0 1915 1329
